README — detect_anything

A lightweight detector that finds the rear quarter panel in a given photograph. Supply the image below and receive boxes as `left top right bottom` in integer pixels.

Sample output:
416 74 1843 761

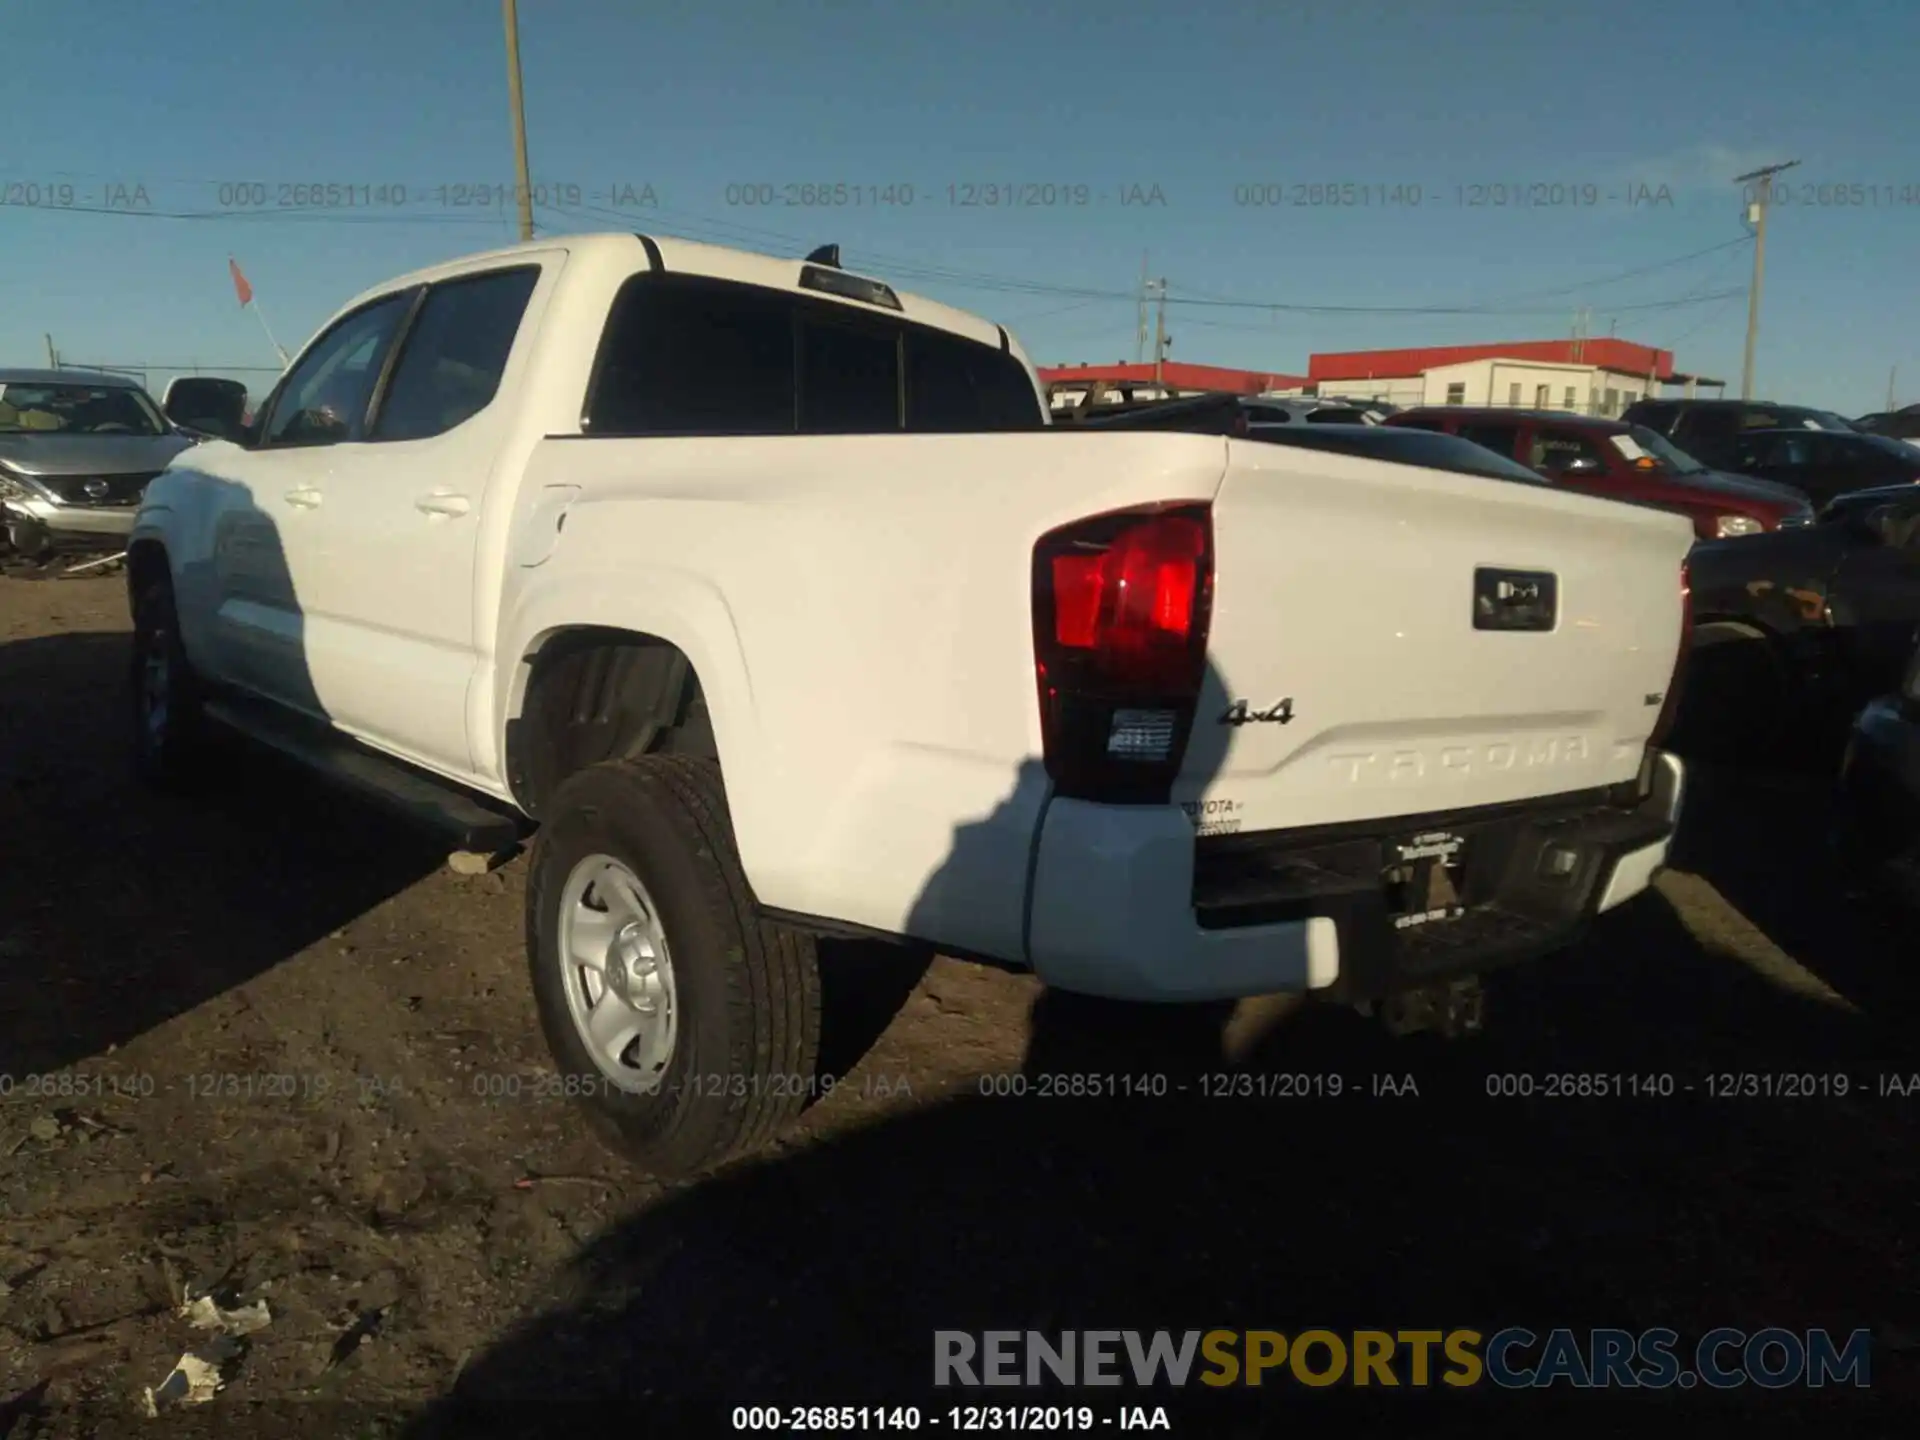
498 431 1232 961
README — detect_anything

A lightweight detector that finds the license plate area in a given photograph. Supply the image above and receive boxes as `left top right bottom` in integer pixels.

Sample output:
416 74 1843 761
1384 830 1468 930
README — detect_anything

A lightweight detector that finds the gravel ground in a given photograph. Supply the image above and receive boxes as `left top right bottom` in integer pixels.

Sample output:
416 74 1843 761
1 572 1915 1438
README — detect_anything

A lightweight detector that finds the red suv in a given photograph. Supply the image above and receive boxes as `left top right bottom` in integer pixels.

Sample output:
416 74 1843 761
1383 408 1813 539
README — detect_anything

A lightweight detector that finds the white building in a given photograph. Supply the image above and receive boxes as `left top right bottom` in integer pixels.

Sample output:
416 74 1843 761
1299 339 1723 417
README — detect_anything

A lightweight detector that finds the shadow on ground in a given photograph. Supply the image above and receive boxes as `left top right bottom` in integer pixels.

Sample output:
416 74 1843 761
1669 761 1920 1021
404 772 1916 1435
0 629 446 1075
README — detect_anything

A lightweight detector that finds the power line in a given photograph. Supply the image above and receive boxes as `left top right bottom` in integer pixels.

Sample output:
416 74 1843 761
1 189 1775 325
2 200 510 226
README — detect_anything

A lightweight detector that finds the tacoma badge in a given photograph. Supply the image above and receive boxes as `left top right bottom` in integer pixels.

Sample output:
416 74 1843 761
1221 698 1295 726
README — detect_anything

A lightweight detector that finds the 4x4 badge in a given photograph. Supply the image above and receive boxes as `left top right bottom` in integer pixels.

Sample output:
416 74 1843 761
1221 698 1295 726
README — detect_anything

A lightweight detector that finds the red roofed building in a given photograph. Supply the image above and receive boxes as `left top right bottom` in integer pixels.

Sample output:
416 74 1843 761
1300 339 1723 417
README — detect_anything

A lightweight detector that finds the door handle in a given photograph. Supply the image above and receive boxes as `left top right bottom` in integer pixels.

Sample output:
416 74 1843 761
415 492 471 517
283 487 323 509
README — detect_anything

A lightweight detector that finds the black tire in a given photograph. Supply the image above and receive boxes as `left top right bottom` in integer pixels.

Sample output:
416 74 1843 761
130 573 213 789
525 755 821 1178
1671 621 1789 765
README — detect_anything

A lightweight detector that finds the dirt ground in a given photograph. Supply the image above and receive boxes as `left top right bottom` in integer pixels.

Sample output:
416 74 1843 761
1 572 1916 1438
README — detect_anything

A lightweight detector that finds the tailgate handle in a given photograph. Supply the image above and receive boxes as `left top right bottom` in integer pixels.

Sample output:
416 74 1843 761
1473 567 1557 631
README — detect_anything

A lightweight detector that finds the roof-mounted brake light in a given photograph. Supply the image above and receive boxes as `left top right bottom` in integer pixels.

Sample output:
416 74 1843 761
799 262 902 311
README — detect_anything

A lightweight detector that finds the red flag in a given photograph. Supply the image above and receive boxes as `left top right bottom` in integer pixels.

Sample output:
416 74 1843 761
229 257 253 308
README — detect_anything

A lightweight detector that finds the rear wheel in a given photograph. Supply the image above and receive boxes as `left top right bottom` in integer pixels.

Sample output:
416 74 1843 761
130 574 214 789
525 755 821 1178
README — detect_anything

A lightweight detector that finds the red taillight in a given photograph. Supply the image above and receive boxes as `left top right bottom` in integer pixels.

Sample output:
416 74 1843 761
1649 555 1693 748
1033 504 1214 803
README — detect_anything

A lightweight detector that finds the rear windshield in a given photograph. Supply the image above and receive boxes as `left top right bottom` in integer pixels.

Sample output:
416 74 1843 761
586 273 1044 435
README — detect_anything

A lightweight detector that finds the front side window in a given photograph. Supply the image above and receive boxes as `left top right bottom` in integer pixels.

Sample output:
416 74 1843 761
1529 431 1608 473
371 268 540 442
264 293 414 447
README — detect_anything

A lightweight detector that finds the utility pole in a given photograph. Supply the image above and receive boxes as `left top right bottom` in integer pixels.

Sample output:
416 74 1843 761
503 0 536 242
44 334 56 368
1888 365 1898 411
1152 279 1168 388
1135 254 1149 364
1733 160 1797 400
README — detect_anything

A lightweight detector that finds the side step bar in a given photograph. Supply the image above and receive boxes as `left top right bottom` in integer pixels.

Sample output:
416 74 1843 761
203 695 527 853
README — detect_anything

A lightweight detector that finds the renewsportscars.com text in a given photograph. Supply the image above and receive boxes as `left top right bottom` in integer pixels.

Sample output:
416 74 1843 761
934 1328 1872 1389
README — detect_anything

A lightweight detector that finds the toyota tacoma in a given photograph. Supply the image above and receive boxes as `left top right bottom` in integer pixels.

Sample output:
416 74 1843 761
127 233 1693 1175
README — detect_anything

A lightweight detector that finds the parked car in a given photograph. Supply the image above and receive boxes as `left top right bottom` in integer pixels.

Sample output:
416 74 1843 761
1064 391 1559 482
1060 393 1385 428
1673 484 1920 763
1852 405 1920 444
1383 407 1811 540
0 368 199 557
1727 428 1920 509
1833 631 1920 899
1316 395 1400 419
129 232 1693 1176
1241 397 1386 425
1621 398 1857 472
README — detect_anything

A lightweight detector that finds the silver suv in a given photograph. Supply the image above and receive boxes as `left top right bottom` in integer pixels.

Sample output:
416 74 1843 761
0 368 198 558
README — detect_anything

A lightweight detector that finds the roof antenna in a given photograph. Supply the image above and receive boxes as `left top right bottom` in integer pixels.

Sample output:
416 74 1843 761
804 244 840 268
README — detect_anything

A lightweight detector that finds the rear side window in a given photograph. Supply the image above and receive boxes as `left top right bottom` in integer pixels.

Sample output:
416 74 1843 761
371 267 539 442
1456 422 1521 457
588 277 795 435
1308 408 1368 424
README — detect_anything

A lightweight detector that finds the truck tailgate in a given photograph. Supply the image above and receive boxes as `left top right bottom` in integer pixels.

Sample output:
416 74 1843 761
1181 440 1693 833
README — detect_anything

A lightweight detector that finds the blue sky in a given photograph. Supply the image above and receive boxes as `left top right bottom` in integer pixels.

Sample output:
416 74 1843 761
3 0 1917 410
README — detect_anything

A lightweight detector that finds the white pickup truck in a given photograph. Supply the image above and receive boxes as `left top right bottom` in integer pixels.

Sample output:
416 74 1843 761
128 232 1692 1175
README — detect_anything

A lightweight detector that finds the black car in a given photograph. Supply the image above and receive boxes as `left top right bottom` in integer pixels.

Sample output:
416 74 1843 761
1622 398 1857 472
1063 391 1553 483
1834 632 1920 902
1728 428 1920 509
1673 483 1920 764
1856 405 1920 442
